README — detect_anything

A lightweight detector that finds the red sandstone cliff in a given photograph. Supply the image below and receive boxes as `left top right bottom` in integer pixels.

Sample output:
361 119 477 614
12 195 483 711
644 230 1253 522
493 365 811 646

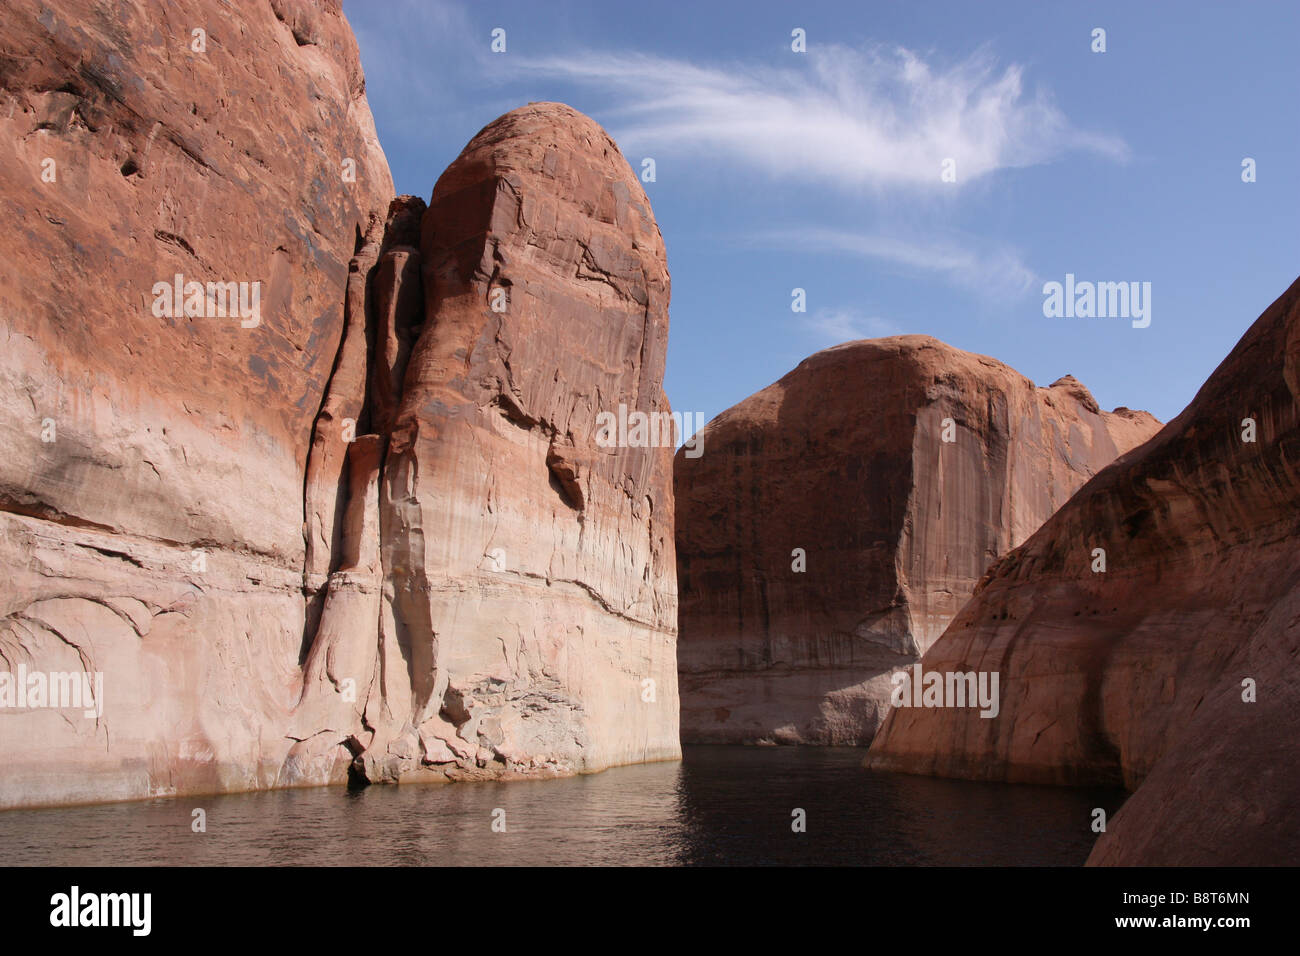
867 277 1300 865
0 0 392 808
675 336 1160 746
0 1 677 808
288 103 679 785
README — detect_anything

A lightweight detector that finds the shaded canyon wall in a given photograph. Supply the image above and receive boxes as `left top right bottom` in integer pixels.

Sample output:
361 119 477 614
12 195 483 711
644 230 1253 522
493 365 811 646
867 277 1300 866
675 336 1160 746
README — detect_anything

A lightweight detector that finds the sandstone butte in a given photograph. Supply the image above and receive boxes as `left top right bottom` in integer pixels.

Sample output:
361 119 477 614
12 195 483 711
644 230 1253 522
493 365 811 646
675 336 1161 746
0 0 677 809
867 276 1300 866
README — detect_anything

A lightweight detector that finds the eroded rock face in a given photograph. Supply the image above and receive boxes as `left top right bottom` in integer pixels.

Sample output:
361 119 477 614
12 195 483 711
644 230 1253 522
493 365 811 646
0 3 677 808
675 336 1160 746
867 278 1300 865
289 102 680 785
0 0 393 808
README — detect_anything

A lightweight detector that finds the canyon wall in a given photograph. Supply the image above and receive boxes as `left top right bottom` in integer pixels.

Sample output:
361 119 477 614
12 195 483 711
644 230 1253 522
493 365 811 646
0 0 392 808
675 336 1159 745
867 278 1300 865
0 0 677 809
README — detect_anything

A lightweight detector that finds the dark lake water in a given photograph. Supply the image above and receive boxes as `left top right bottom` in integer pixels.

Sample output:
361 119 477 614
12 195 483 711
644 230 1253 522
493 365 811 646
0 746 1124 866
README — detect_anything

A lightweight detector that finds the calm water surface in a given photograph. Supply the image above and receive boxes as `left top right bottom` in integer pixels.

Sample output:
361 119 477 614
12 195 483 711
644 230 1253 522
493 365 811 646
0 746 1124 865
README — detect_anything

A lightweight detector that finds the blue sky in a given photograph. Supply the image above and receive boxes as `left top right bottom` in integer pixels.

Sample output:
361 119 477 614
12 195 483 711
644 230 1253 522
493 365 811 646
346 0 1300 429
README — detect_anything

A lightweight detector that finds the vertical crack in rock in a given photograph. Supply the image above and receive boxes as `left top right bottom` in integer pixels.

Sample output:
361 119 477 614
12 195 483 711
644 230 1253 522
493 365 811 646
289 196 427 784
300 213 384 661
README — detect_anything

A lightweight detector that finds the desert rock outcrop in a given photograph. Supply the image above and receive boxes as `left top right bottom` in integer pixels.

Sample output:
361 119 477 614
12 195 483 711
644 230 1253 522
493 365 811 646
290 102 680 785
867 278 1300 865
675 336 1160 746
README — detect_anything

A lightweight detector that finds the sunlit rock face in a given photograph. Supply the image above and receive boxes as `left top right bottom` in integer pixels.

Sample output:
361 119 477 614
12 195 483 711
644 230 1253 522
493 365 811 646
0 0 677 808
675 336 1159 746
0 0 393 809
292 102 680 785
868 277 1300 866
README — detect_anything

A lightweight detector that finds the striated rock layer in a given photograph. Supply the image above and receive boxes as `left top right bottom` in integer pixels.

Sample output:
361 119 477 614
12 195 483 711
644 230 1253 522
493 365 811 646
0 0 393 808
867 277 1300 865
0 0 677 808
288 102 680 786
675 336 1159 746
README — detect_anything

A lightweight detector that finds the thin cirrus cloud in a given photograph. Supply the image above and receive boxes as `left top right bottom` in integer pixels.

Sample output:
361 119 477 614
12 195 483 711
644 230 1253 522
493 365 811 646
348 8 1101 308
804 308 902 345
512 44 1129 189
755 227 1040 300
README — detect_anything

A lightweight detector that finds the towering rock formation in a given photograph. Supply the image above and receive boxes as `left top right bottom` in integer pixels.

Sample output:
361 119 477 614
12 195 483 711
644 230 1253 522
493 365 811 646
867 278 1300 866
0 0 392 808
675 336 1160 746
0 0 677 809
290 103 679 785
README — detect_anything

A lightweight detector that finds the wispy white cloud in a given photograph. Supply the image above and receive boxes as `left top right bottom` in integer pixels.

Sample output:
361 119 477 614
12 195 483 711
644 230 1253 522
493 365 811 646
804 307 902 345
513 44 1128 189
755 227 1039 300
347 7 1086 304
